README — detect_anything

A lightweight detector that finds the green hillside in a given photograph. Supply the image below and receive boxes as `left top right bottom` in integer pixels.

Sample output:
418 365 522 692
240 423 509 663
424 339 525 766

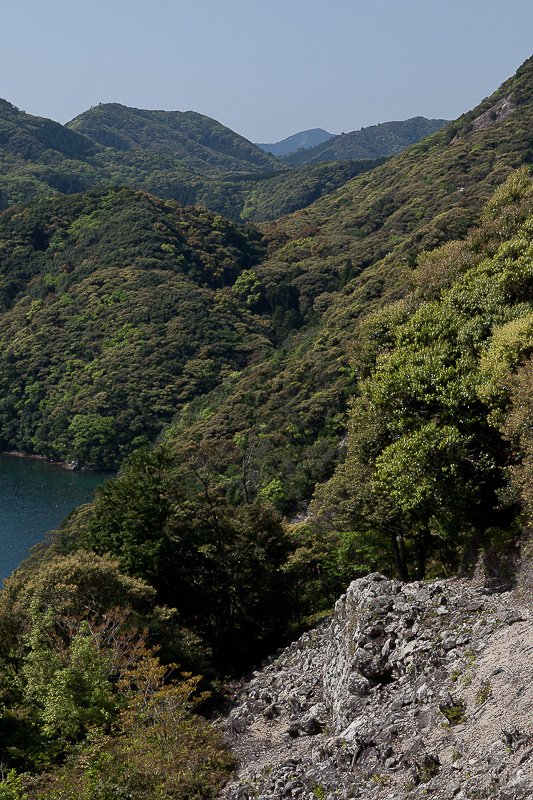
2 56 533 482
0 100 286 213
66 103 281 173
145 157 387 222
310 167 533 579
150 54 533 518
5 163 533 800
262 60 532 321
0 186 270 467
0 100 382 222
0 99 96 160
281 116 450 166
0 99 104 206
47 167 533 661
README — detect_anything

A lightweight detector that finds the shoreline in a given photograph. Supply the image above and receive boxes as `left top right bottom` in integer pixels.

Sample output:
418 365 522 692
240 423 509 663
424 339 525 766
1 451 91 472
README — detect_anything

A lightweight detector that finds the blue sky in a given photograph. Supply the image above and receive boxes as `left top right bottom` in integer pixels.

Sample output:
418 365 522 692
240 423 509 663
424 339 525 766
3 0 532 142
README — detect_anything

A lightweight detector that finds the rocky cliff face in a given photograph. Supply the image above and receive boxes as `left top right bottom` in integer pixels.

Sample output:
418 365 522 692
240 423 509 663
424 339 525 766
221 571 533 800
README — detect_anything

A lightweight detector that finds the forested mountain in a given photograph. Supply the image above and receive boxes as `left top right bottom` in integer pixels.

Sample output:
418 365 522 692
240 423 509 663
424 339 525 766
0 98 382 222
0 100 284 212
0 187 270 467
1 57 532 481
281 116 450 166
0 99 96 161
0 100 437 223
255 127 335 156
66 103 281 173
4 53 533 800
0 99 102 206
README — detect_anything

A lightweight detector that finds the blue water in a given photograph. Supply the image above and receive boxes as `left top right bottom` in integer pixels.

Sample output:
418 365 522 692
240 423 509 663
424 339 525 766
0 454 108 584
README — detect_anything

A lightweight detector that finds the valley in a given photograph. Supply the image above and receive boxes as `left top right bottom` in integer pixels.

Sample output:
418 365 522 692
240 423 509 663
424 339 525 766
2 51 533 800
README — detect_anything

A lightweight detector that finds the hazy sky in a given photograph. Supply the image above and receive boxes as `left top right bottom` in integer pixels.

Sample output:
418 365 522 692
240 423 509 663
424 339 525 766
2 0 532 143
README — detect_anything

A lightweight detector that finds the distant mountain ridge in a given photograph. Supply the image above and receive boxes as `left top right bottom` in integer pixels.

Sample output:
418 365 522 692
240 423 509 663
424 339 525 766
0 101 450 226
0 99 286 211
0 97 385 222
255 128 335 156
281 116 450 166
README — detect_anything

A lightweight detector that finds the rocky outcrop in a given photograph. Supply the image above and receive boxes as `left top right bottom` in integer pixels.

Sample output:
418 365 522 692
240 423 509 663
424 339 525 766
450 94 516 144
221 572 533 799
471 95 515 133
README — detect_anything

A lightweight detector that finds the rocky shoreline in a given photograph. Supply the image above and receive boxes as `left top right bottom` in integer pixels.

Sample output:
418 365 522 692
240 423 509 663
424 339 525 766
220 570 533 800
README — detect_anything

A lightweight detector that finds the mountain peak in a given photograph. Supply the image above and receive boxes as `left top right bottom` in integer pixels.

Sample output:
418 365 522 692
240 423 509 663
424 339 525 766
66 103 282 172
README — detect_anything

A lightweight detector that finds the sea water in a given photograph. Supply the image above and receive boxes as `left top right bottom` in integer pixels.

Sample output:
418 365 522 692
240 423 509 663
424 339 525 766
0 454 108 584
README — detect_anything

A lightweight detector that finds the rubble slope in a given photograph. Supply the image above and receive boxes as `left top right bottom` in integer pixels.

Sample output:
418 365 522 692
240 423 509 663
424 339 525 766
222 571 533 800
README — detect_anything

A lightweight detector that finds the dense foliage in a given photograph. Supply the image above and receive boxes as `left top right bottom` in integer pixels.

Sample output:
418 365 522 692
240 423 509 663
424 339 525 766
53 446 296 669
51 170 533 602
0 553 234 798
145 57 533 522
144 157 388 223
0 100 430 224
0 100 283 209
310 168 533 578
3 57 533 484
0 186 270 466
0 99 384 225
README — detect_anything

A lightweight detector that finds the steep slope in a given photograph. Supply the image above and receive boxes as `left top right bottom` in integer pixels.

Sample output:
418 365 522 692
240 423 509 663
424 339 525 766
34 171 533 682
66 103 282 174
255 128 335 156
281 116 450 166
305 168 533 585
222 570 533 800
160 55 533 518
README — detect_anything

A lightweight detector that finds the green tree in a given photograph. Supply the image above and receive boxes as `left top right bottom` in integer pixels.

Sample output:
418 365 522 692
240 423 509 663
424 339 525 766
314 170 533 580
79 447 176 581
73 443 294 671
20 609 116 742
